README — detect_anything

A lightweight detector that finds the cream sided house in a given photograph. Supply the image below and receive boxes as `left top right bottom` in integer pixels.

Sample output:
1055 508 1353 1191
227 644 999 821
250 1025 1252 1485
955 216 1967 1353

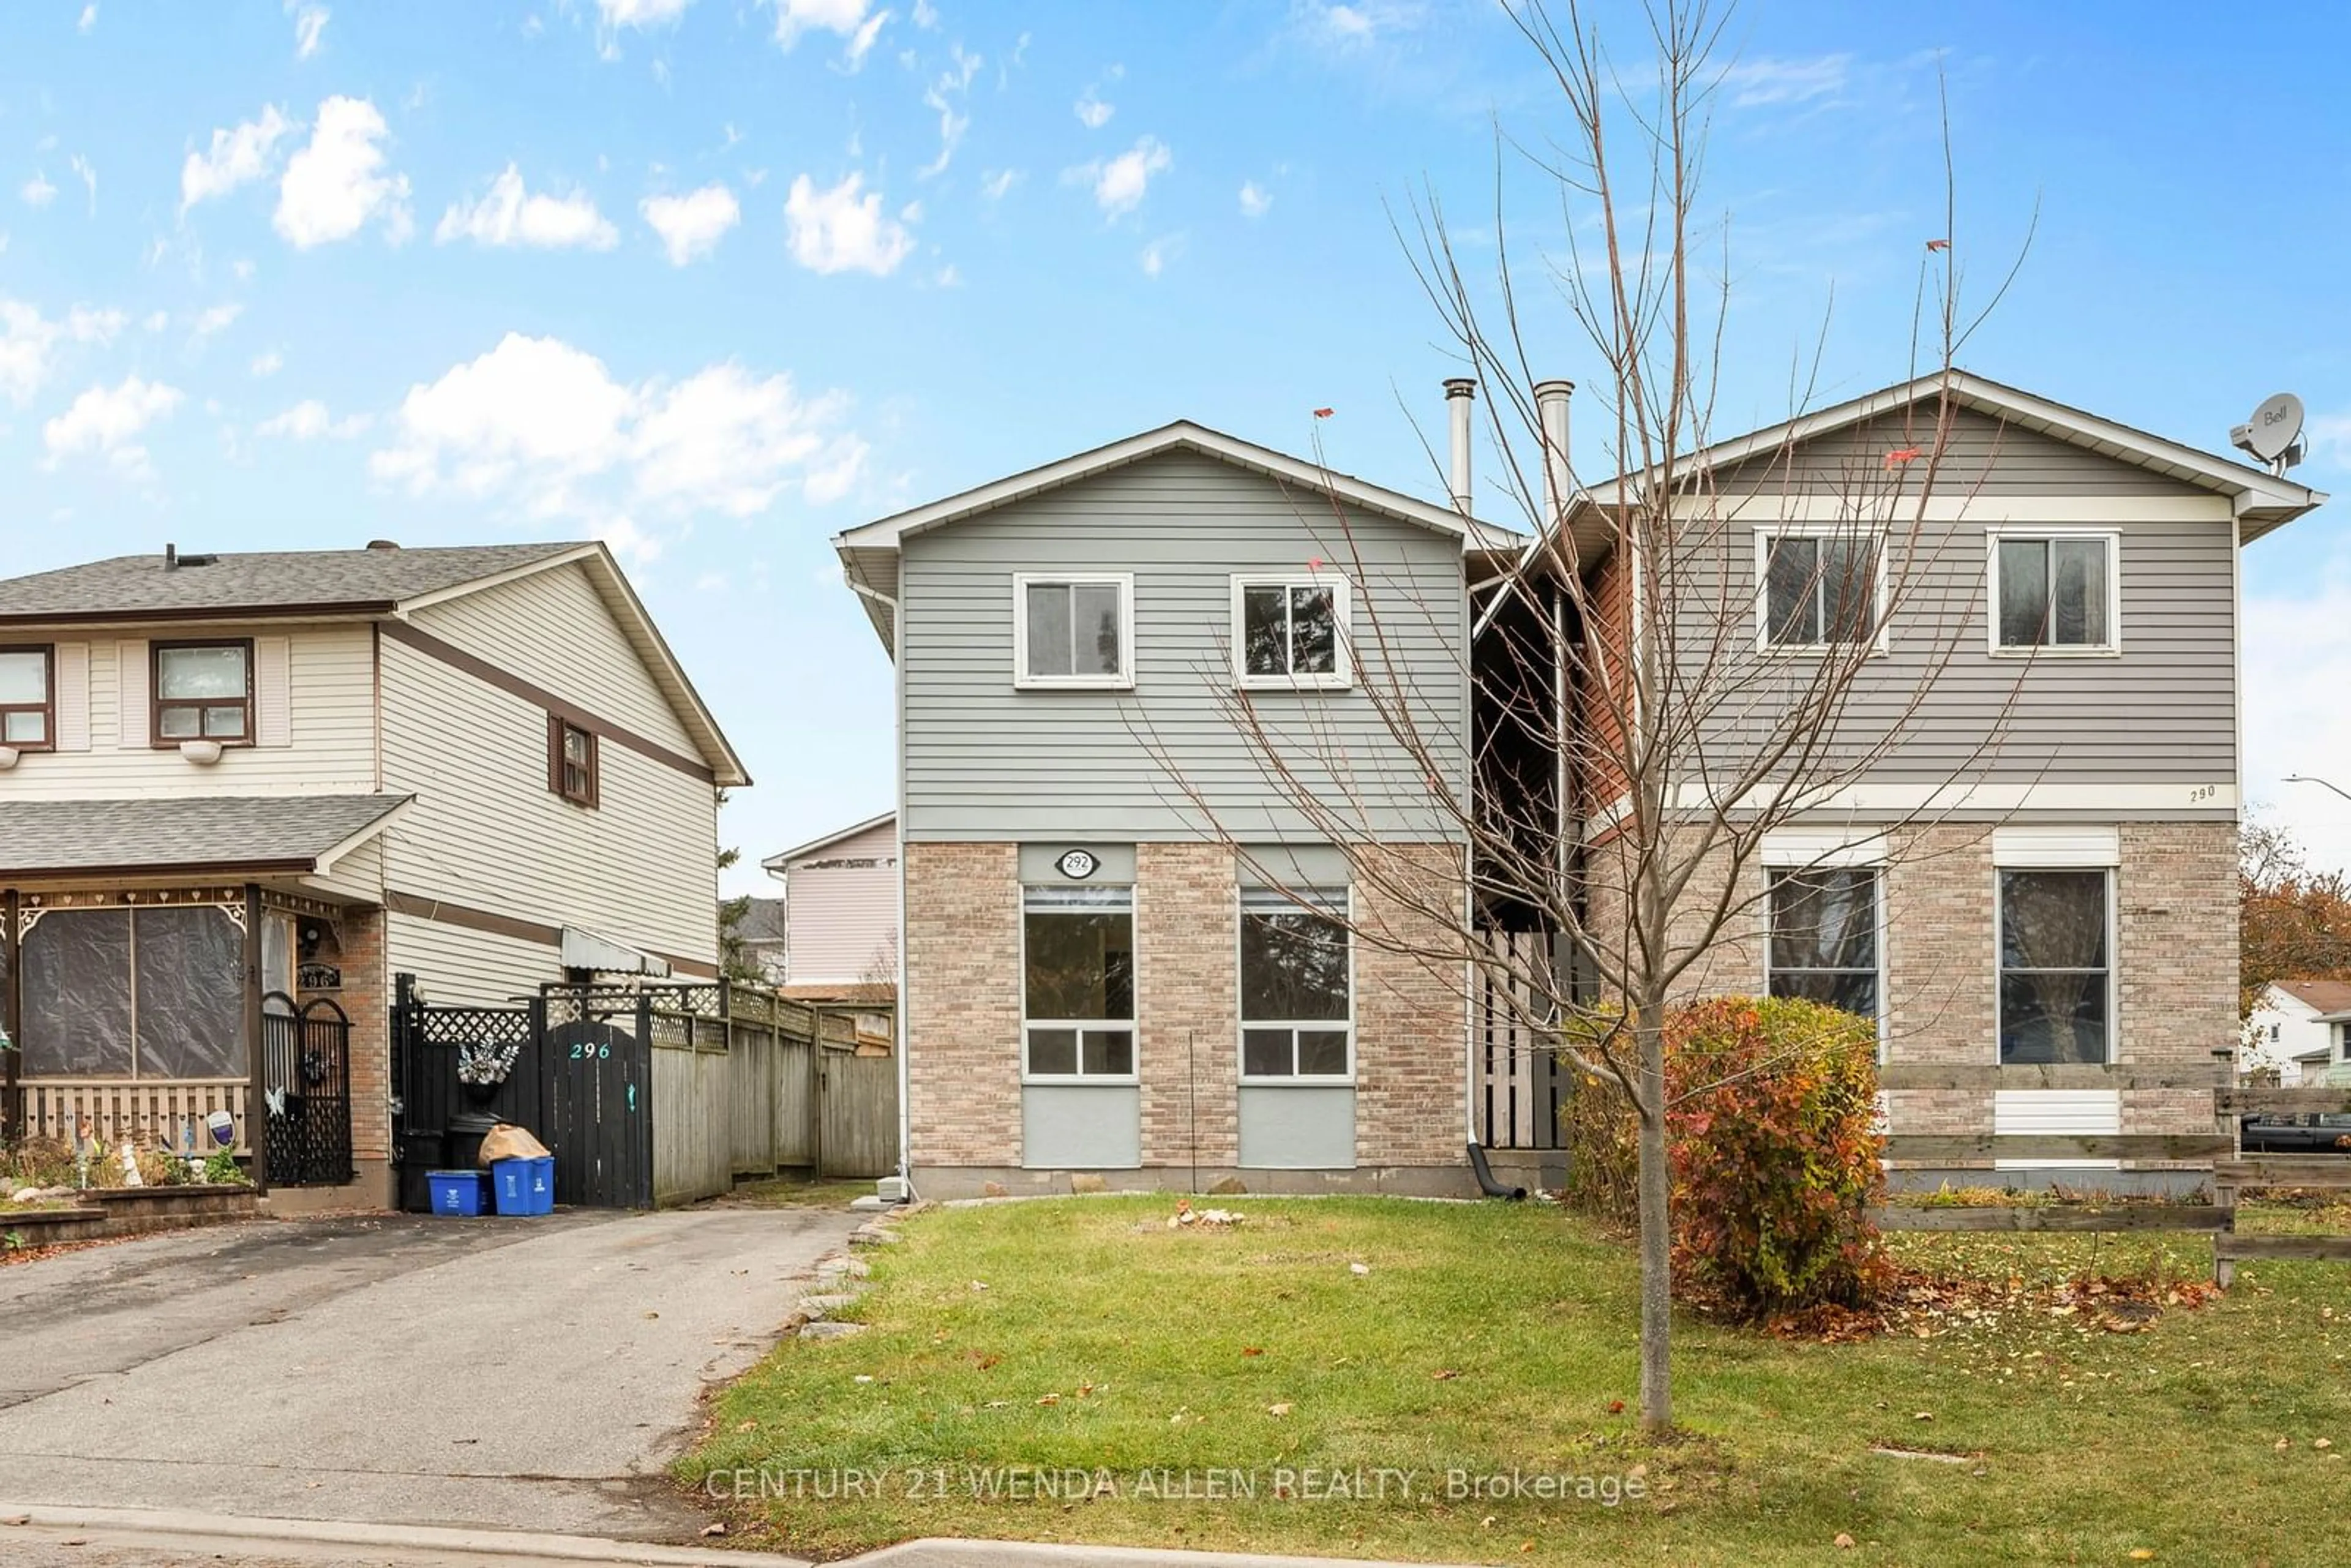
2247 980 2351 1086
0 540 746 1206
838 370 2324 1201
759 809 899 996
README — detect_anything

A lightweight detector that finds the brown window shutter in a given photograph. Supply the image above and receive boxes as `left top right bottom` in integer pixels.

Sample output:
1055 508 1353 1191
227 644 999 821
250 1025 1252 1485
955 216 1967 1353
586 730 600 809
547 711 564 796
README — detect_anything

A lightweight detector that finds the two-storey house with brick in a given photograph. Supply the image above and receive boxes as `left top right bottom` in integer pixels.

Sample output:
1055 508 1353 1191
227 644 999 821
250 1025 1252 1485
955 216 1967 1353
0 540 746 1206
838 371 2324 1200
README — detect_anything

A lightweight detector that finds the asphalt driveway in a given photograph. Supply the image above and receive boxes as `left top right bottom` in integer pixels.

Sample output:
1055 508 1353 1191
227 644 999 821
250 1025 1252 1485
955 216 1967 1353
0 1205 861 1540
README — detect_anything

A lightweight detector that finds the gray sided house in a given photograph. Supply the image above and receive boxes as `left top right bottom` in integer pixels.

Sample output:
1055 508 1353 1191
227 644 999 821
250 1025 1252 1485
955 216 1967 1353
838 424 1494 1196
841 372 2325 1200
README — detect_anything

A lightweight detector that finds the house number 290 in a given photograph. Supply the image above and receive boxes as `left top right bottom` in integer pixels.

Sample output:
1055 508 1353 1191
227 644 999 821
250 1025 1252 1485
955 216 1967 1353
2188 783 2218 804
570 1041 610 1060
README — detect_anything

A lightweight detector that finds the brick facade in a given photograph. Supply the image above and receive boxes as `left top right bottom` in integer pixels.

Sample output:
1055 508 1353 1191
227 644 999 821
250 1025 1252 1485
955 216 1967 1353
903 836 1474 1193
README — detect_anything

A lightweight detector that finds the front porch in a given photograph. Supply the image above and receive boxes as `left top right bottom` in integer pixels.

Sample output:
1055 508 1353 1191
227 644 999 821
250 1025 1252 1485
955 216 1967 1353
1 792 407 1196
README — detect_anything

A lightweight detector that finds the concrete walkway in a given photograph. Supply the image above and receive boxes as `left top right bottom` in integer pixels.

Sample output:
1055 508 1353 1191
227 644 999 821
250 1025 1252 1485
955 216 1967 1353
0 1206 860 1540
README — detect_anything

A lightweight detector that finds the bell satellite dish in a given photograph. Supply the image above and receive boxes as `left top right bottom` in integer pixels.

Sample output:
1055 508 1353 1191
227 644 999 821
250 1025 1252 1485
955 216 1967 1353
2230 391 2306 470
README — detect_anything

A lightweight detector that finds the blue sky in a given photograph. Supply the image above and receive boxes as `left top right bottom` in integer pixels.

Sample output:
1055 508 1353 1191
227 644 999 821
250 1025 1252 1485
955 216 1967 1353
2 0 2348 891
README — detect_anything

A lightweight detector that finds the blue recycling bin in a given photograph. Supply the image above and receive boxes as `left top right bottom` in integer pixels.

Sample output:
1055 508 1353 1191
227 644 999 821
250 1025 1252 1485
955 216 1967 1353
429 1170 487 1217
492 1155 555 1216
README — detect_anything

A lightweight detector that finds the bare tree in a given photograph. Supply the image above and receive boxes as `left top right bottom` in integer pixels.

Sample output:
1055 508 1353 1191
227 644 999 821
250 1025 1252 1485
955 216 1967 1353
1150 0 2036 1433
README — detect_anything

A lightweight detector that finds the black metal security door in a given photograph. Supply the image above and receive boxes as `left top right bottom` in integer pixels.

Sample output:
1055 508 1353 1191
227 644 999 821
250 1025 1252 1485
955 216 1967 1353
259 992 353 1185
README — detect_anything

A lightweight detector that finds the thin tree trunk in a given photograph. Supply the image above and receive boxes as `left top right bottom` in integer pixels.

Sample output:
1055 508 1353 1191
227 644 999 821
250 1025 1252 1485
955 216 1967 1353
1635 996 1672 1432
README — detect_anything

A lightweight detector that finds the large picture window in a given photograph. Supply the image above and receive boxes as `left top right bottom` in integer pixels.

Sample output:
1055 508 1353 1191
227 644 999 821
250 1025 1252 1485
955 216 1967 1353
1022 884 1135 1078
0 645 53 749
1014 574 1133 689
152 640 252 745
1998 869 2111 1065
1993 533 2117 652
1766 868 1880 1021
1759 531 1880 650
1239 887 1352 1079
1234 577 1349 688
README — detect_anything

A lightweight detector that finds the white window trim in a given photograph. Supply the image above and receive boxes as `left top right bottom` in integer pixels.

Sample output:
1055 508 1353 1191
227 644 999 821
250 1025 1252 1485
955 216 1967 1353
1235 884 1356 1086
1752 525 1891 656
1229 574 1354 690
1984 527 2123 659
1760 864 1889 1060
1018 882 1140 1086
1992 863 2117 1068
1011 572 1136 691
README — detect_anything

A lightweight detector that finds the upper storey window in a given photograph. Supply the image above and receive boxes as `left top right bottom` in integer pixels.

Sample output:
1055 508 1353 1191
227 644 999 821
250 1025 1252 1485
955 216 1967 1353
1234 577 1351 689
1992 531 2118 653
1014 574 1133 690
0 646 53 749
152 640 252 745
1758 530 1882 651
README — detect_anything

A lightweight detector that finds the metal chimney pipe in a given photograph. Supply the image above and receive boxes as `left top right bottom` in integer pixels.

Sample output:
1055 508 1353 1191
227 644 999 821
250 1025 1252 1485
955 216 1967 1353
1534 378 1575 525
1443 377 1477 514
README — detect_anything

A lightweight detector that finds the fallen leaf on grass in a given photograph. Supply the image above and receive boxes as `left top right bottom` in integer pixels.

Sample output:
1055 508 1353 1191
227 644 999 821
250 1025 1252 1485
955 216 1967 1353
2319 1438 2335 1450
1242 1346 1264 1357
737 1420 757 1432
2276 1438 2292 1452
702 1522 727 1538
1914 1411 1934 1422
1608 1400 1626 1414
1037 1394 1060 1406
2128 1551 2154 1562
1349 1262 1370 1276
1432 1369 1460 1381
1268 1402 1293 1417
1834 1533 1856 1550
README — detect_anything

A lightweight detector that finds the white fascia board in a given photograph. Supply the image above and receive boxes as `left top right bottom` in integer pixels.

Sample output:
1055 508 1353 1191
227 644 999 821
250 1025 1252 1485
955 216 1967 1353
310 795 414 874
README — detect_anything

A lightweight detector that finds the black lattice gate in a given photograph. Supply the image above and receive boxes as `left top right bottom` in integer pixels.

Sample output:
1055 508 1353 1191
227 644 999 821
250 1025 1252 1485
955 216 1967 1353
259 992 353 1186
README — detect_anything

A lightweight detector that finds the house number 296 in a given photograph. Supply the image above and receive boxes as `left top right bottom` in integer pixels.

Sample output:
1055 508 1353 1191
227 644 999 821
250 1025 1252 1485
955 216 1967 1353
570 1041 610 1060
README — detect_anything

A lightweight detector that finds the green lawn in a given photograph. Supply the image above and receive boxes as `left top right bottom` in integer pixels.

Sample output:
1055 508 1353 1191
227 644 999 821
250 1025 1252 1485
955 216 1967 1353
681 1195 2351 1565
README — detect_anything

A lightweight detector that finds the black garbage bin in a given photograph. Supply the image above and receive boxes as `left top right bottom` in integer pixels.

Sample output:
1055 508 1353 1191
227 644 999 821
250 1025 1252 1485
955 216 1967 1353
445 1111 498 1179
396 1128 446 1213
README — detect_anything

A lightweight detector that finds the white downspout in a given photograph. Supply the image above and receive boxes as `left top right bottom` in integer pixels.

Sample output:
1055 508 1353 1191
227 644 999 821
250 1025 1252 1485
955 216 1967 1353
849 574 914 1195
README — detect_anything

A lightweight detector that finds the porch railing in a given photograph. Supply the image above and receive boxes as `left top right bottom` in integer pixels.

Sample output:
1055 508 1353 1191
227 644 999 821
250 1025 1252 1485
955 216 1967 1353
20 1078 251 1155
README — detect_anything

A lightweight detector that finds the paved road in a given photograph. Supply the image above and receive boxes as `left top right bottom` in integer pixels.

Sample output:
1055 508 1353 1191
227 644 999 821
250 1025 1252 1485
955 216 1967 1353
0 1206 861 1542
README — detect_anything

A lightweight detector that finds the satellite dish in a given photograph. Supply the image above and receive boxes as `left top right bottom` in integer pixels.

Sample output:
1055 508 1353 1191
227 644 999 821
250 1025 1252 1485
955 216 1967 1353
2235 392 2306 465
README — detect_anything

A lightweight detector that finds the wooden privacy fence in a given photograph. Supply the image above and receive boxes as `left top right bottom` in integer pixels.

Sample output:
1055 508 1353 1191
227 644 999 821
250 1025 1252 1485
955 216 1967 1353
394 977 897 1211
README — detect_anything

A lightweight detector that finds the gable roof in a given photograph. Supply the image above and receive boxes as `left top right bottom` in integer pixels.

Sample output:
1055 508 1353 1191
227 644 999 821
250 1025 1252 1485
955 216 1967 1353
2273 979 2351 1018
0 541 748 787
834 421 1517 653
1573 369 2327 541
762 809 896 871
0 542 583 625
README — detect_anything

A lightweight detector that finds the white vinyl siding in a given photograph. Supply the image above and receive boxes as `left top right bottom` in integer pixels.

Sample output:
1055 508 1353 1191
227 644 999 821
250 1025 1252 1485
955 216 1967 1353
1992 1089 2121 1171
384 910 562 1009
1 624 375 798
782 816 899 987
380 574 720 993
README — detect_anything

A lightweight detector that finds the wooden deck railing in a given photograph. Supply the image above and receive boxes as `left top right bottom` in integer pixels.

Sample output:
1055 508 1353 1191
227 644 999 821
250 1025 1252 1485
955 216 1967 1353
21 1078 251 1154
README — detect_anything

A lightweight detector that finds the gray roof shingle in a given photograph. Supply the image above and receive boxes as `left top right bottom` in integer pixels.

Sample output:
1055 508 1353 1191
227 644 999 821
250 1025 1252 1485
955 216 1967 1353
0 543 585 623
0 793 411 877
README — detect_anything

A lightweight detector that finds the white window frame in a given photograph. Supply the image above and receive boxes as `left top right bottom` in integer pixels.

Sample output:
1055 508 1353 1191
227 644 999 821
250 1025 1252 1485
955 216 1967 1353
1992 862 2117 1068
1760 861 1888 1059
1235 885 1355 1086
1018 882 1139 1085
1229 575 1353 690
1011 572 1136 691
1984 527 2122 658
1752 525 1890 655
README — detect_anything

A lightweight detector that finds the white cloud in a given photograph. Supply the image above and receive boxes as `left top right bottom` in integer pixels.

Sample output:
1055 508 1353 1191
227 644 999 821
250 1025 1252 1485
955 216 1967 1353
841 6 889 69
42 374 182 479
290 2 328 58
1139 233 1180 276
258 397 367 439
599 0 690 24
182 105 293 212
1074 89 1113 129
640 183 739 265
1292 0 1423 50
370 331 866 549
276 97 411 247
0 302 59 403
19 173 55 208
191 303 242 338
773 0 872 49
78 4 96 31
69 156 96 214
66 306 124 343
783 172 913 275
1721 54 1851 109
232 257 257 281
143 310 168 333
980 168 1019 201
250 350 283 377
1071 135 1170 217
437 165 618 250
1239 179 1272 217
917 45 980 178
